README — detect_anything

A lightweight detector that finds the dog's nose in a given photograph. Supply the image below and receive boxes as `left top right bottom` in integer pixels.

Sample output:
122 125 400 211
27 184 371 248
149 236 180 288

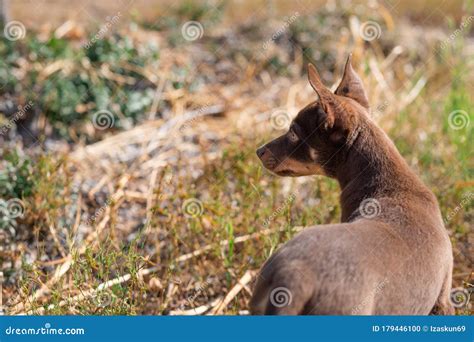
256 147 266 159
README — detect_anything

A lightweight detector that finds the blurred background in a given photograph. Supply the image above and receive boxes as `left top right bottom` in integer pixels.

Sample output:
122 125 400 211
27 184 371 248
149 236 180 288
0 0 472 315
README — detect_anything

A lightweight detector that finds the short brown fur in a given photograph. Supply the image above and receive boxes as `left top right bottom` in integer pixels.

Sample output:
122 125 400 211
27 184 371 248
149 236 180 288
251 55 454 315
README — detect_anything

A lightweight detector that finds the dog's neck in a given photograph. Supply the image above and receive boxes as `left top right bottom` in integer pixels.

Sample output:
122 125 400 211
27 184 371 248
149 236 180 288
335 118 432 222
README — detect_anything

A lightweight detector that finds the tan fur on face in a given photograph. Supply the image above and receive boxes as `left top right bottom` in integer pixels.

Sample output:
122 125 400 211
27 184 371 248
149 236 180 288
273 156 325 176
308 147 318 161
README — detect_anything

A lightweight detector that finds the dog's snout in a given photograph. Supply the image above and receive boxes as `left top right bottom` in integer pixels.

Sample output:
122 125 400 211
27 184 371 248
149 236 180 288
256 146 266 159
257 145 278 171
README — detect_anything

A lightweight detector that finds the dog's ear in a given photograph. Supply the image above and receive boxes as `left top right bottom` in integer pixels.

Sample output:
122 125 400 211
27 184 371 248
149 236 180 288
335 54 369 109
308 63 335 128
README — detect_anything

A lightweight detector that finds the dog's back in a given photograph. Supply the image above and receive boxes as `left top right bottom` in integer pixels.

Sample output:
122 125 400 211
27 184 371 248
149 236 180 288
251 202 453 315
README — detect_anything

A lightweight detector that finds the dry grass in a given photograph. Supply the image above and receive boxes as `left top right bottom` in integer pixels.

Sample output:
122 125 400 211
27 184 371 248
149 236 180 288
1 0 472 315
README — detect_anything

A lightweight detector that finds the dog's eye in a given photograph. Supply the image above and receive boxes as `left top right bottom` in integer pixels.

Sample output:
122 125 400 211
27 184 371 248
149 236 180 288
288 129 299 143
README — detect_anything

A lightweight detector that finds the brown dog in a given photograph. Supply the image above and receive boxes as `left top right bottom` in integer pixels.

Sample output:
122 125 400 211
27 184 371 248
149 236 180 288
250 55 454 315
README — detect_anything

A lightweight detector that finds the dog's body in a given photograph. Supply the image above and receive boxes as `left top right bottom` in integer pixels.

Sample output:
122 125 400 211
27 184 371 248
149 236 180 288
250 56 454 315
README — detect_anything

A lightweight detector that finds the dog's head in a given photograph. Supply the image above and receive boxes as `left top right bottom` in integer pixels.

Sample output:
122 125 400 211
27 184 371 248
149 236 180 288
256 55 370 177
